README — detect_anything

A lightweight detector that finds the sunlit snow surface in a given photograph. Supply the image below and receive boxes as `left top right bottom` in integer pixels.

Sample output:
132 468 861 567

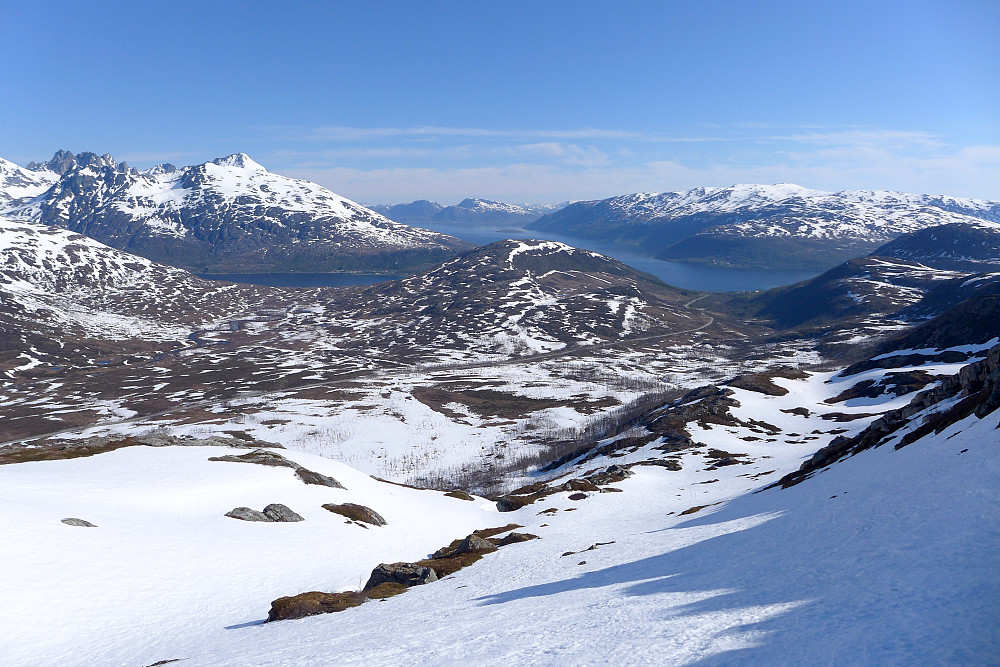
1 351 996 666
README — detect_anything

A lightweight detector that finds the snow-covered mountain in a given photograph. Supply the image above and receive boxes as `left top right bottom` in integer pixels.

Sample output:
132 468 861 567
433 198 562 224
1 151 470 272
528 184 1000 270
368 199 445 223
371 198 569 226
0 156 59 206
2 208 998 665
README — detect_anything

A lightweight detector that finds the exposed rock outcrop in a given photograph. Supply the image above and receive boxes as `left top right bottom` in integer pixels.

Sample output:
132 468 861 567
209 449 345 489
363 563 438 590
262 504 304 522
226 504 304 522
225 507 272 522
267 591 366 621
61 517 96 527
774 343 1000 488
321 503 386 526
266 524 536 622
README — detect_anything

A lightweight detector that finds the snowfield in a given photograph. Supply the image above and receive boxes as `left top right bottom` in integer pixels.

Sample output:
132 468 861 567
1 348 996 666
0 446 498 667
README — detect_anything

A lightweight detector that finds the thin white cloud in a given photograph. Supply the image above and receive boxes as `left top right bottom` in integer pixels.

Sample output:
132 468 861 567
304 125 640 142
768 129 946 150
285 141 1000 204
295 125 740 143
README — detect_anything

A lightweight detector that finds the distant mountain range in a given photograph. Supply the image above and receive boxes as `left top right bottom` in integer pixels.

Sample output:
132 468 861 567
528 184 1000 271
7 152 1000 276
369 198 568 226
0 151 470 273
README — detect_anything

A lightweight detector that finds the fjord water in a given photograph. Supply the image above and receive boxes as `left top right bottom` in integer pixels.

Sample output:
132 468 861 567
200 222 819 292
417 221 820 291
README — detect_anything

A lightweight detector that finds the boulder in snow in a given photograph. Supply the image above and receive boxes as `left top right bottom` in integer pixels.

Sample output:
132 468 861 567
363 563 438 590
262 504 304 522
322 502 386 526
225 507 272 522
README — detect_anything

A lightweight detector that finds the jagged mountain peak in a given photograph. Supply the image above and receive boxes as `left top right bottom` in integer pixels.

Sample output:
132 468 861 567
26 150 123 176
26 149 77 175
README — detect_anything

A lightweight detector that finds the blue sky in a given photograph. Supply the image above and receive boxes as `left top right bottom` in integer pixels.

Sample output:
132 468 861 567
2 0 998 203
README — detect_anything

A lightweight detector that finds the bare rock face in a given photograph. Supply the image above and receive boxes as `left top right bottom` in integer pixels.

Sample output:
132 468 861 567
61 517 96 527
322 502 386 526
363 563 438 590
225 507 272 522
262 504 304 522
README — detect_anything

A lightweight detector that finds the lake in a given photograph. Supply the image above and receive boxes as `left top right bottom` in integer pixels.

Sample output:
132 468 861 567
199 224 821 292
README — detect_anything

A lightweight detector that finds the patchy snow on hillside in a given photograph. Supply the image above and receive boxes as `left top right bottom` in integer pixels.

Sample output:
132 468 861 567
198 399 995 667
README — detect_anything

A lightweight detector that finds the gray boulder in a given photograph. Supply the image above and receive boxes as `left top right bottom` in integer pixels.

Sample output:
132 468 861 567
225 507 272 522
263 503 304 522
61 517 96 527
363 563 438 590
454 534 497 554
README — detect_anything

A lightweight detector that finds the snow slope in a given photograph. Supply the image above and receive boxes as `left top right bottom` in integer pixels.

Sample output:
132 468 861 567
0 445 498 667
2 346 995 666
186 413 997 667
0 157 58 205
